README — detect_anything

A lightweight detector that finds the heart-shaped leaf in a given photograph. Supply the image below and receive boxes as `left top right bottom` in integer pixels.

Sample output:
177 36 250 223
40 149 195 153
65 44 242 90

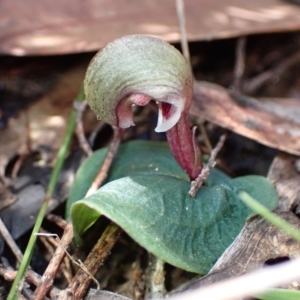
66 141 188 217
69 141 278 274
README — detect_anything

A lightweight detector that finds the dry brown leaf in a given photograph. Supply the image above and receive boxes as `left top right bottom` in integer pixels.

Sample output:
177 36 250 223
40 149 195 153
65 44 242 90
1 0 300 55
191 81 300 155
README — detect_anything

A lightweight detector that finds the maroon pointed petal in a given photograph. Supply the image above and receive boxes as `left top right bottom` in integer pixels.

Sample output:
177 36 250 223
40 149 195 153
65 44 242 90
166 113 202 180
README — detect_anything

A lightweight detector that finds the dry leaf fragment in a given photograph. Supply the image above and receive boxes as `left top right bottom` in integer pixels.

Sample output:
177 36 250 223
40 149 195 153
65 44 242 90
191 81 300 155
1 0 300 55
268 153 300 212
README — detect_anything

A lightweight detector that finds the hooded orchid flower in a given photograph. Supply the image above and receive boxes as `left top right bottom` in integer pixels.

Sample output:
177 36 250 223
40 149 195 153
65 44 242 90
84 35 202 180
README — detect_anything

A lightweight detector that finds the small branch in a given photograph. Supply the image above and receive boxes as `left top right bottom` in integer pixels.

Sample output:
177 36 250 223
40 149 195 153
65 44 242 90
88 121 105 147
189 133 227 197
11 115 31 179
0 267 61 299
59 223 122 300
232 37 246 92
33 222 74 300
244 49 300 94
56 125 123 299
86 126 122 196
45 214 67 230
176 0 191 67
37 229 56 255
0 218 23 263
197 122 212 153
74 100 93 157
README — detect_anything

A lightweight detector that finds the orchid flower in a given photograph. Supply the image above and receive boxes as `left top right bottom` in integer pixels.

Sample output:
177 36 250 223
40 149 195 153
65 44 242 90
84 35 202 180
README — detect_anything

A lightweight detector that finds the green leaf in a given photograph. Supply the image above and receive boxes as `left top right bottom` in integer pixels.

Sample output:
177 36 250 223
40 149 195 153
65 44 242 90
66 141 188 218
256 288 300 300
71 167 278 274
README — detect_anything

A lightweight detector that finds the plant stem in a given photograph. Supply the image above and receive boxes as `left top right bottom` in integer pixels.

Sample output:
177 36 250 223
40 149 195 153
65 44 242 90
7 87 84 300
239 192 300 242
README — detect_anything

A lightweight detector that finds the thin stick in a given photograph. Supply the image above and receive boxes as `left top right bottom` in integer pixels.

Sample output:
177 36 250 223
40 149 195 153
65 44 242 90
74 100 93 157
37 233 101 290
33 223 74 300
37 231 56 256
197 123 212 153
57 126 123 299
88 121 105 147
245 49 300 94
45 214 67 230
0 218 23 263
86 126 122 196
0 267 60 299
59 223 122 300
189 133 227 197
176 0 191 67
232 37 246 92
11 116 31 179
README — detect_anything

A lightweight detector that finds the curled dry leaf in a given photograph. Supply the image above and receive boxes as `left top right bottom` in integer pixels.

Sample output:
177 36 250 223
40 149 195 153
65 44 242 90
191 81 300 156
1 0 300 55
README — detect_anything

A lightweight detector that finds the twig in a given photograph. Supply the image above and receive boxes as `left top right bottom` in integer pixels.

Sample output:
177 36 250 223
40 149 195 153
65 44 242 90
0 267 60 299
46 214 67 230
232 37 246 92
0 218 23 263
38 227 73 283
56 125 123 299
74 100 93 157
86 126 122 196
38 228 73 284
33 223 74 300
244 49 300 94
88 121 105 147
62 255 73 284
59 223 122 300
149 254 165 299
176 0 191 67
196 123 212 153
37 230 56 256
42 233 101 290
11 116 31 179
189 133 227 197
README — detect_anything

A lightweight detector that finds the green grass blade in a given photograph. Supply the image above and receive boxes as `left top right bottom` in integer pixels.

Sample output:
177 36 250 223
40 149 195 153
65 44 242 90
239 191 300 300
256 288 300 300
239 191 300 242
7 87 84 300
